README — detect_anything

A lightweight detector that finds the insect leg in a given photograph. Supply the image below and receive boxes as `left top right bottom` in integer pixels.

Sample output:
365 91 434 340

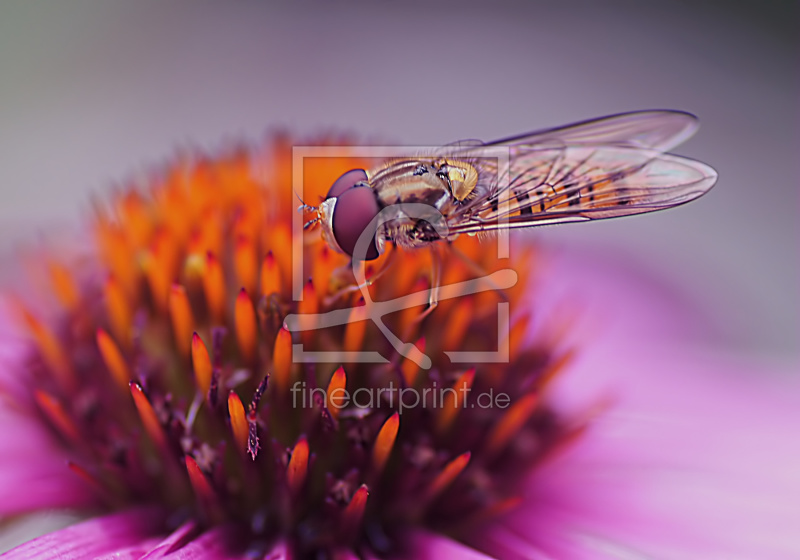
323 247 398 307
446 242 510 302
412 244 443 324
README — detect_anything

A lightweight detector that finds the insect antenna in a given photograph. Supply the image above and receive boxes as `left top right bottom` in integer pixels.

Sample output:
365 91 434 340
294 190 322 230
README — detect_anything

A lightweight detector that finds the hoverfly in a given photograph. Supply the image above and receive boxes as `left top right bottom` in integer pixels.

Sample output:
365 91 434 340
304 110 717 264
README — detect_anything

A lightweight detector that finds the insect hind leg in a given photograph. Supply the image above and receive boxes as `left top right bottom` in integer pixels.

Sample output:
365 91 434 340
446 241 511 302
411 244 443 325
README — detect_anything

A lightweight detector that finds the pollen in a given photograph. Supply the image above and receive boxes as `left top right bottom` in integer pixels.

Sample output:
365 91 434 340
272 327 293 394
234 235 258 297
34 390 80 443
372 412 400 475
227 390 249 453
260 251 282 297
286 436 310 495
326 366 347 421
21 309 74 390
202 252 226 324
168 284 194 357
234 288 257 363
343 298 367 354
130 382 168 451
424 451 471 505
297 278 318 347
141 249 171 312
48 261 79 310
103 275 131 347
436 367 475 435
401 337 425 387
341 484 370 539
441 297 474 350
96 328 130 392
185 455 221 523
485 392 539 458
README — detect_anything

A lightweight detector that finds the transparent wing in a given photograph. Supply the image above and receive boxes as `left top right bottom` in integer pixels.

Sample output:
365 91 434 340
484 110 700 152
419 139 485 159
446 144 717 236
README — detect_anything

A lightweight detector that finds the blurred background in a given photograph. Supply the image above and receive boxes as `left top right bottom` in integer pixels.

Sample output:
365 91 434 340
0 0 796 551
0 1 795 357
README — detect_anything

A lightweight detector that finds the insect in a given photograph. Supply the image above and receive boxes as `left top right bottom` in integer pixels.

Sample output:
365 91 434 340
304 110 717 263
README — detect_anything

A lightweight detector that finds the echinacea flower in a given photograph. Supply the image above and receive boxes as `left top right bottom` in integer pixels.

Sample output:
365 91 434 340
1 137 798 560
0 137 577 559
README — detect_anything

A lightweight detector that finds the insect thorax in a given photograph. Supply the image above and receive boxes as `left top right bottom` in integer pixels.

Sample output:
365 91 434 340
370 158 478 206
367 157 478 249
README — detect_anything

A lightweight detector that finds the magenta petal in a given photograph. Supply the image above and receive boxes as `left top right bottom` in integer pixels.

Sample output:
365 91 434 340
471 245 800 559
0 467 94 515
530 244 717 351
409 530 499 560
488 347 800 558
159 525 246 559
140 520 201 558
260 540 289 559
0 409 95 515
0 303 27 388
0 313 94 514
1 507 167 559
94 536 166 560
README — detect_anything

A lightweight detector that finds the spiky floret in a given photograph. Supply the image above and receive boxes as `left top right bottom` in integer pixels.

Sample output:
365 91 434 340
13 138 579 558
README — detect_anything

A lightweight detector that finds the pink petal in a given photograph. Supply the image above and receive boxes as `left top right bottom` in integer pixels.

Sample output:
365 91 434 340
0 307 94 514
1 507 167 559
94 536 167 560
536 351 800 559
475 244 800 559
261 540 289 560
158 525 246 559
409 530 499 560
529 244 719 353
442 242 800 558
139 520 201 558
478 359 800 558
0 300 36 397
0 407 95 514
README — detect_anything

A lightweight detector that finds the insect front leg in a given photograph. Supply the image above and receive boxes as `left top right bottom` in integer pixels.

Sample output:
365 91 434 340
323 246 398 307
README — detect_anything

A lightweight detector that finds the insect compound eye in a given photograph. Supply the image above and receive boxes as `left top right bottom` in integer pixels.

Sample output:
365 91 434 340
331 186 380 261
326 169 368 199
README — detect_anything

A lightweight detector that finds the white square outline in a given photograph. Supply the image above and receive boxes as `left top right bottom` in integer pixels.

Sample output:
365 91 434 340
290 145 513 366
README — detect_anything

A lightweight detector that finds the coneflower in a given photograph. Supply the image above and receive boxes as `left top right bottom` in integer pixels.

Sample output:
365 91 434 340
3 138 798 560
1 137 578 558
